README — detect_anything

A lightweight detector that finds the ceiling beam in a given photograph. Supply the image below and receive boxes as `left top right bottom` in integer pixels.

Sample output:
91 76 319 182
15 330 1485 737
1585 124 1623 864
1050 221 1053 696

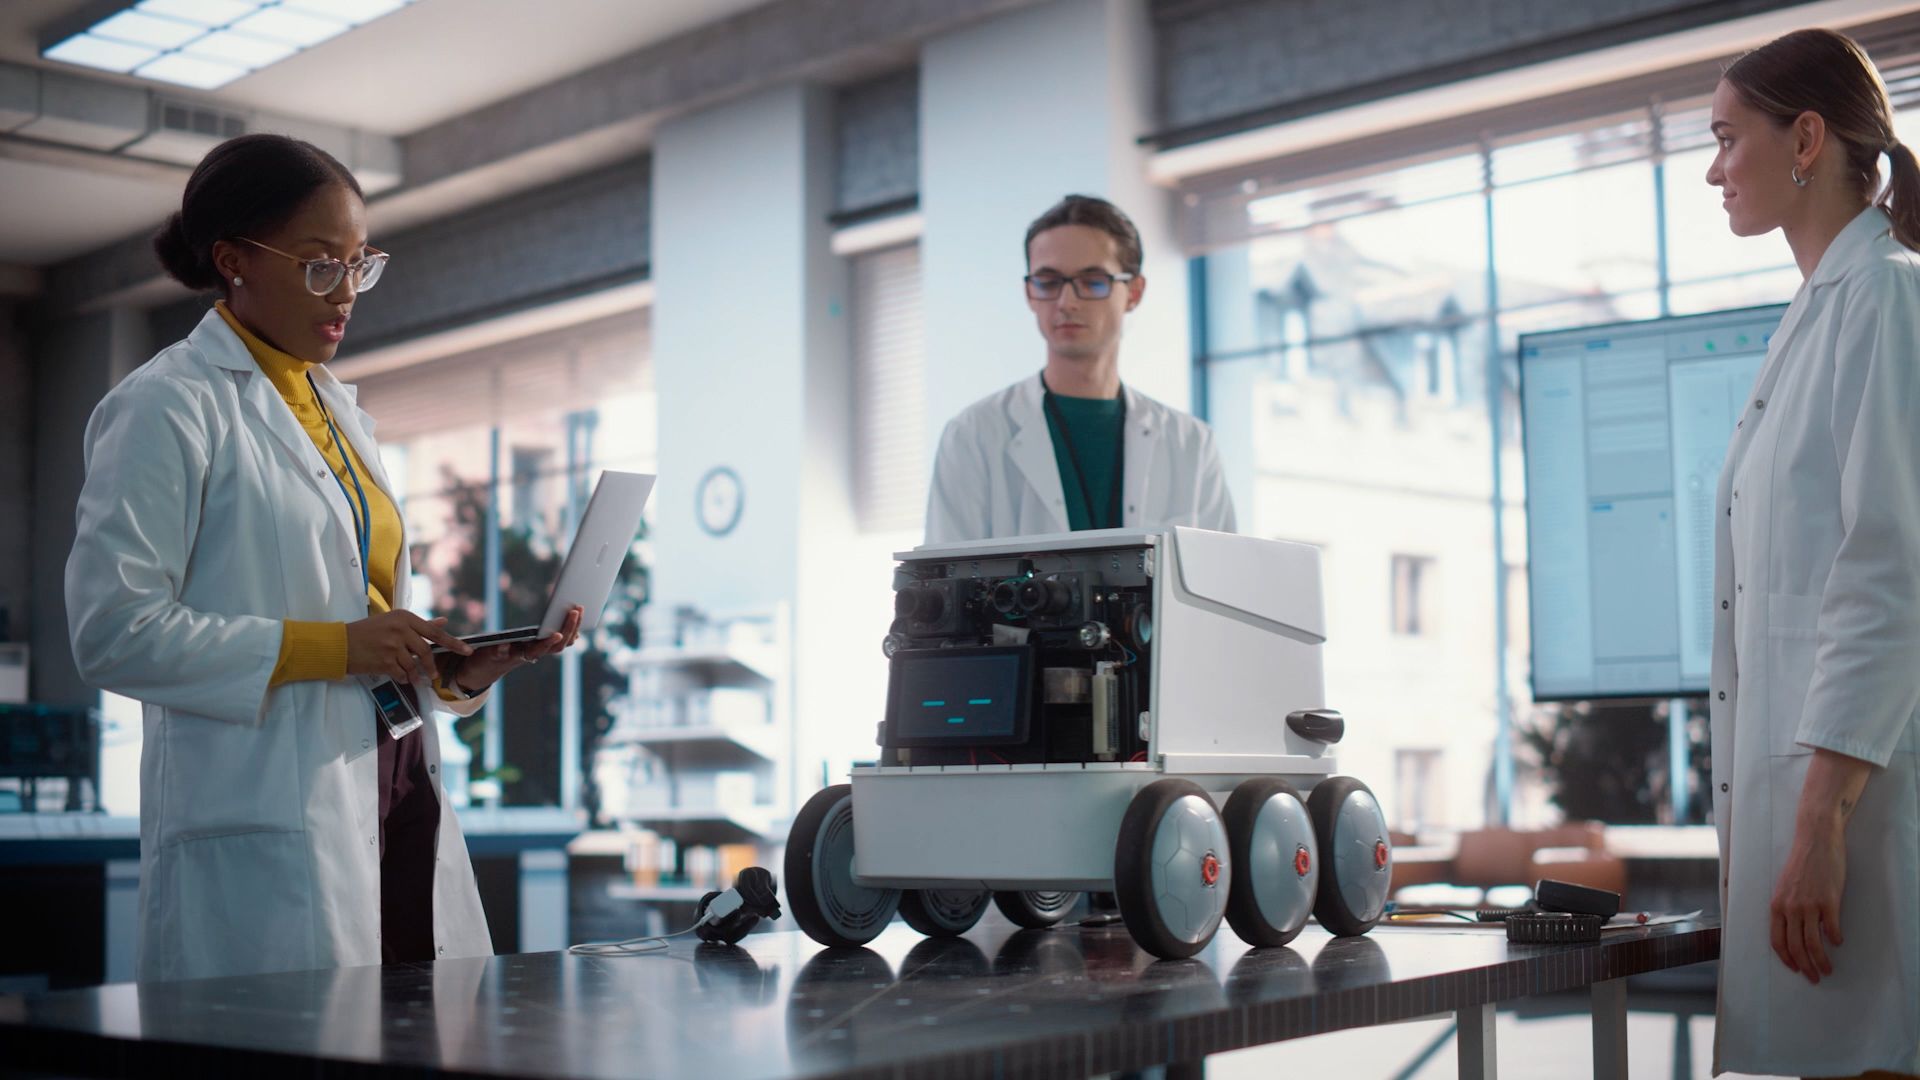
41 0 1042 316
399 0 1036 191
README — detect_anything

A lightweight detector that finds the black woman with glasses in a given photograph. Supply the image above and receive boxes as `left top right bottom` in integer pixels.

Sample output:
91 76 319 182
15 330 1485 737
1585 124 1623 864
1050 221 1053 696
65 133 581 983
925 193 1235 544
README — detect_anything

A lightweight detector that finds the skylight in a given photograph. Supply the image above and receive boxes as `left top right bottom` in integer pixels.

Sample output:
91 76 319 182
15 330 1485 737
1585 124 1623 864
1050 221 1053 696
41 0 413 90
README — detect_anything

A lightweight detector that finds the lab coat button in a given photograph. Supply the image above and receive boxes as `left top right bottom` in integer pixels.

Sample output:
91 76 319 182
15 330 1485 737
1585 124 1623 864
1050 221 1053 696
1718 691 1726 700
1755 399 1766 410
429 763 437 775
369 836 376 845
437 946 445 956
1720 782 1729 792
350 558 359 567
1721 600 1729 610
361 739 370 750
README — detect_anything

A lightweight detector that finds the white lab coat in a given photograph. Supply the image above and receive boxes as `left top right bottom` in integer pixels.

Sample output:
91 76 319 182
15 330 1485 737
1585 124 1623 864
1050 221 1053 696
1710 206 1920 1077
925 376 1236 543
66 309 496 983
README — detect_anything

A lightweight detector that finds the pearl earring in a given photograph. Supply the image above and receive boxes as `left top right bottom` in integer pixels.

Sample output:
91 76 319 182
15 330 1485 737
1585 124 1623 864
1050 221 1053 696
232 276 243 287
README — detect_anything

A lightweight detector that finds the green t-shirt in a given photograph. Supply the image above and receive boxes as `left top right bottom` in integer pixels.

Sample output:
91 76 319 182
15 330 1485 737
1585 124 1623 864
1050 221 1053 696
1043 390 1125 530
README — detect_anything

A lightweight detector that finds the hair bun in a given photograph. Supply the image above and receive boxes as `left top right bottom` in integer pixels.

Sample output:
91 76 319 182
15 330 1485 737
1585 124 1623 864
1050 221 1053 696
152 211 218 292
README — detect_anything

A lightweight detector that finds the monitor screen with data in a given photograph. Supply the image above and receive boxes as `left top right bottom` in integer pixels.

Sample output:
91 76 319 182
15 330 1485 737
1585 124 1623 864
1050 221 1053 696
1518 304 1787 701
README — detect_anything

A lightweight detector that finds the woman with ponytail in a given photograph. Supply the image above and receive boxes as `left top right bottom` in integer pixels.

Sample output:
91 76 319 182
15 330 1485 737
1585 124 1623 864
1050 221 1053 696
65 134 582 982
1704 28 1920 1079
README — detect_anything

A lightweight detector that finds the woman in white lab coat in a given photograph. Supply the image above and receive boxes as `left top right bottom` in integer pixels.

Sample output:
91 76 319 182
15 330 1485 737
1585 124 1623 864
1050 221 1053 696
66 134 579 983
1704 29 1920 1079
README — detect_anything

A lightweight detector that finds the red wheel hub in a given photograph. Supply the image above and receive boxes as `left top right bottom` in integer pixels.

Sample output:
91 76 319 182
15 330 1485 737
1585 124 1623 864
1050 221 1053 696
1294 847 1312 877
1200 852 1221 886
1374 840 1390 869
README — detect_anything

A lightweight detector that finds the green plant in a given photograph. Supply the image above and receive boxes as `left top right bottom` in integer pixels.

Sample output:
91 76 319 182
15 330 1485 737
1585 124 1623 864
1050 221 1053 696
1517 699 1711 824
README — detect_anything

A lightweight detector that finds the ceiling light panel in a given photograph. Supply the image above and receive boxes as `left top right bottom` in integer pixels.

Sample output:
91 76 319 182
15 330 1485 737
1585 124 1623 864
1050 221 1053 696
229 7 349 47
182 29 296 67
43 1 415 88
281 0 406 26
133 0 267 28
42 35 161 74
91 10 208 48
135 52 251 89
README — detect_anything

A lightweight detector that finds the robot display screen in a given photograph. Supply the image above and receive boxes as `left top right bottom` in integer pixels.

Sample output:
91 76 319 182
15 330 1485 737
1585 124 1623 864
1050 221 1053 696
1518 303 1785 701
887 648 1032 746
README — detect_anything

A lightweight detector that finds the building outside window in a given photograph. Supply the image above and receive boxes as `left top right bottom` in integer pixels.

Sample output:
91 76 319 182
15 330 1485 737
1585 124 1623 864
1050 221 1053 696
1189 65 1920 827
1391 555 1434 637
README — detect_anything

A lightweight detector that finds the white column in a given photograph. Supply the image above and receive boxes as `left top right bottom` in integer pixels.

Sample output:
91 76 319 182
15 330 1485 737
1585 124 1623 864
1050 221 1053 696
651 83 853 813
920 0 1190 460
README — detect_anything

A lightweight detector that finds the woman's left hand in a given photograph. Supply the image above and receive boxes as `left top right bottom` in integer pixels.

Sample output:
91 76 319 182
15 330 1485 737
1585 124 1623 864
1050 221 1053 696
444 605 585 696
1769 815 1847 984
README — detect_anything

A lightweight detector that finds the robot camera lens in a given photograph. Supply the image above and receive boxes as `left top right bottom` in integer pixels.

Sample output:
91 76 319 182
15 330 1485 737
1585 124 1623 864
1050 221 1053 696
1017 578 1072 616
894 588 944 622
991 581 1022 616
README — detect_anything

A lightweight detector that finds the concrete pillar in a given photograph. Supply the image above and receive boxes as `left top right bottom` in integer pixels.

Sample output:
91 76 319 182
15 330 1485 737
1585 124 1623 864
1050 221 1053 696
650 83 853 812
920 0 1189 458
29 304 149 708
0 301 30 652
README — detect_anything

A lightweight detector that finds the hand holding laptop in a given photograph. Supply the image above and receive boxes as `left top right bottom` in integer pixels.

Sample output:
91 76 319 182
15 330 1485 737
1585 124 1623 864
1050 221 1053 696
440 604 585 694
427 468 655 671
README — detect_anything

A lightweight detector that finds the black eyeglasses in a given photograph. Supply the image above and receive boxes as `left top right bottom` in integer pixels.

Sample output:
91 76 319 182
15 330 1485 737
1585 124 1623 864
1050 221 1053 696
238 237 389 296
1024 271 1137 301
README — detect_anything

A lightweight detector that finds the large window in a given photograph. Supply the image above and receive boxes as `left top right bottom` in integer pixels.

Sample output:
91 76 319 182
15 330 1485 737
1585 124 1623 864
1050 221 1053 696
1192 75 1920 828
356 307 656 815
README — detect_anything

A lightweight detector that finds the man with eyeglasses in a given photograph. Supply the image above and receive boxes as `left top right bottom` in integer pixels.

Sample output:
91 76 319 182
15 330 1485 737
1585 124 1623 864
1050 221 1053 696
925 194 1236 543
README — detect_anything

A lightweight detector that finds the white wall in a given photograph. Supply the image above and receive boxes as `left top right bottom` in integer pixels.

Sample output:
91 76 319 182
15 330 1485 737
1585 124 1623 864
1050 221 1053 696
652 83 871 806
652 87 817 618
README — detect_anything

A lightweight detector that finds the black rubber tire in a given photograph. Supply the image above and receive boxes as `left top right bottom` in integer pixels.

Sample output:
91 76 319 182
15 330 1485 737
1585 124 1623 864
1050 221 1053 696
784 784 900 948
1113 778 1224 960
1222 776 1313 948
1307 775 1390 937
991 890 1080 928
898 889 991 938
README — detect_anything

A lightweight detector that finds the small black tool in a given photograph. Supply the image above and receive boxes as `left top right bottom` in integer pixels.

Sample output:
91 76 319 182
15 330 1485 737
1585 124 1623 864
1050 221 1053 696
1506 912 1604 944
1534 878 1621 919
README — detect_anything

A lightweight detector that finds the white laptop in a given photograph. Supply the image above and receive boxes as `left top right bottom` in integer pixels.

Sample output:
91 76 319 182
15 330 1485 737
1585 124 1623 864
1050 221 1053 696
435 470 655 652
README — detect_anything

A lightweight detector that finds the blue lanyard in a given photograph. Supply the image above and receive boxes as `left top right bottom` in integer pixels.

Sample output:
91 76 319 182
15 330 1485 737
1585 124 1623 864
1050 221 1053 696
307 374 372 596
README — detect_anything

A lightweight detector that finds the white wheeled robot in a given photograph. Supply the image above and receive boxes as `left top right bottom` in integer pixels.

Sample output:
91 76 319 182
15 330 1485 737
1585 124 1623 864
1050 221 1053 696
784 528 1392 960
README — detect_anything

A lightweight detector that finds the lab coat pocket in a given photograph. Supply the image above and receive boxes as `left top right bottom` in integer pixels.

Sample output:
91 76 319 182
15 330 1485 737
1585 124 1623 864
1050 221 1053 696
159 700 305 845
1765 592 1822 757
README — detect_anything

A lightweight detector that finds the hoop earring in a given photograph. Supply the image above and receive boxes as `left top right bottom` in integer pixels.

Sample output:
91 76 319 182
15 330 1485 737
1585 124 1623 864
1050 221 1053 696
1791 164 1810 188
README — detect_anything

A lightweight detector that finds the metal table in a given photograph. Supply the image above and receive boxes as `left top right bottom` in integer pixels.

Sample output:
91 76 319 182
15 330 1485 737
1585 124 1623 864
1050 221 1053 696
0 917 1720 1079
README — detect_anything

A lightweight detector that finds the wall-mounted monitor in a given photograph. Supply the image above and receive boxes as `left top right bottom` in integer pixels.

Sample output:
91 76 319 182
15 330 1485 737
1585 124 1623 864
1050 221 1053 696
1518 304 1787 701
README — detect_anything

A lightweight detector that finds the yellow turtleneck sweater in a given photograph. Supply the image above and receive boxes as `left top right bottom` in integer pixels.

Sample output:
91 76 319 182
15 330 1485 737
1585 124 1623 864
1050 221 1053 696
217 302 401 687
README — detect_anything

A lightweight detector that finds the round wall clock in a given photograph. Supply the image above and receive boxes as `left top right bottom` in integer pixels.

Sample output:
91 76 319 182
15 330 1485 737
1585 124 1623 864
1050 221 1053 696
696 465 744 537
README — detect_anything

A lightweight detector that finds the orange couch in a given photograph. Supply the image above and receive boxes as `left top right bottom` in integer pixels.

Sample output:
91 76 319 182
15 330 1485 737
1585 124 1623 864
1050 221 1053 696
1389 822 1627 901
